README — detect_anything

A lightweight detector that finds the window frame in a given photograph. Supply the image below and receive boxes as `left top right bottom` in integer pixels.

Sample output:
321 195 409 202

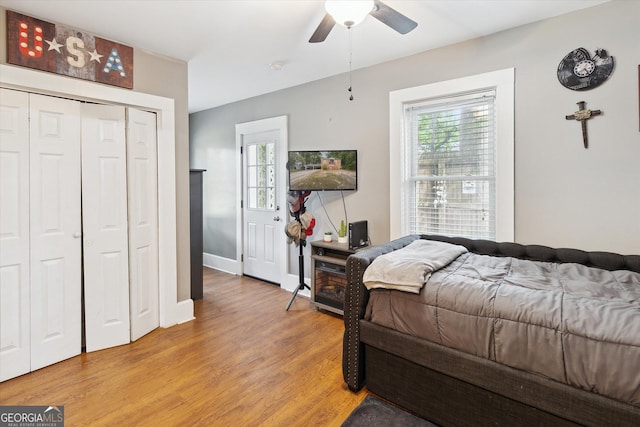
389 68 514 241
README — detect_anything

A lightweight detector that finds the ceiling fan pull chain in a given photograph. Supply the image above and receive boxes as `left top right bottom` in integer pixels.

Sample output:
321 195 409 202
348 28 354 101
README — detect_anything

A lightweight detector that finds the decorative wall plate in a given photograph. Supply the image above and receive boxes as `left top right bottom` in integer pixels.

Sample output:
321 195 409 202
557 48 614 91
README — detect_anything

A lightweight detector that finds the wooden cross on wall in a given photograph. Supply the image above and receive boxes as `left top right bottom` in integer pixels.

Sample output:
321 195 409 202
565 101 602 149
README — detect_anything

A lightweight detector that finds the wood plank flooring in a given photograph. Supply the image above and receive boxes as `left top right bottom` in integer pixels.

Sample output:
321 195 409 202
0 268 368 426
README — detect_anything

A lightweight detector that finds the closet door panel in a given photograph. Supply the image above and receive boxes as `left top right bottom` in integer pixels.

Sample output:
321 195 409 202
127 108 159 341
0 89 30 381
82 104 131 352
29 93 82 371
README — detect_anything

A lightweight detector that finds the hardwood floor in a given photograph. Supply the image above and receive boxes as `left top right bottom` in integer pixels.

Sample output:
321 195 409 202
0 268 367 426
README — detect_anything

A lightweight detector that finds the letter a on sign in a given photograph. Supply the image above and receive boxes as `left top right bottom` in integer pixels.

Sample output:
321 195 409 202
94 37 133 88
103 47 126 77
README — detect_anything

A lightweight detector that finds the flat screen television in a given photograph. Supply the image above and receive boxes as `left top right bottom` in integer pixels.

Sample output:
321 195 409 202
288 150 357 191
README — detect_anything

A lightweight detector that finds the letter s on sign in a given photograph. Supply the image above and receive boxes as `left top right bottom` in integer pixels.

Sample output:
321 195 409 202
66 36 85 67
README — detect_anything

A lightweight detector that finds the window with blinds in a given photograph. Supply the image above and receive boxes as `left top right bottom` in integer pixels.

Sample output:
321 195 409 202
403 89 496 239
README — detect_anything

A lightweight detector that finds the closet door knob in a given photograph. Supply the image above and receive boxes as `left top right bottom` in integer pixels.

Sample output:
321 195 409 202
73 232 82 238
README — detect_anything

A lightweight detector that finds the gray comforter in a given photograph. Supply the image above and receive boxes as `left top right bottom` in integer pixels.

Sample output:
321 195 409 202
365 251 640 405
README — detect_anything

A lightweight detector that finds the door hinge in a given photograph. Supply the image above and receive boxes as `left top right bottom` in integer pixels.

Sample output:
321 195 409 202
240 146 243 154
240 200 243 209
241 254 243 262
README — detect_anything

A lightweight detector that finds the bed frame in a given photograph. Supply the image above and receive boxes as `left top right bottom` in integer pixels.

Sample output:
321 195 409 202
342 234 640 426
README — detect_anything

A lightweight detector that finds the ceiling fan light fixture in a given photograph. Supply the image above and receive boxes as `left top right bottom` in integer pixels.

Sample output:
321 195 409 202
325 0 374 28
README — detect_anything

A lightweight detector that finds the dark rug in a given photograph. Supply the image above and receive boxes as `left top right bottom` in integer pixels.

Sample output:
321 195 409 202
341 395 438 427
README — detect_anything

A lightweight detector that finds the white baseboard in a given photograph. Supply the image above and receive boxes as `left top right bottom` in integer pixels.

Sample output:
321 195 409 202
203 252 240 275
175 299 195 324
202 253 310 297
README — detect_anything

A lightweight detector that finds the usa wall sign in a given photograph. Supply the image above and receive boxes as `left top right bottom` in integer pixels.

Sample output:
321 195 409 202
6 10 133 89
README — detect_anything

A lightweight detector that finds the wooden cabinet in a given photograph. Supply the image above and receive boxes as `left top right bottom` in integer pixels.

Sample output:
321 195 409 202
310 240 366 315
190 169 206 300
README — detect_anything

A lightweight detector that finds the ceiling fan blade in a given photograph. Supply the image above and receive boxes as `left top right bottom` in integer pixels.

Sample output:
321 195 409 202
309 13 336 43
370 0 417 35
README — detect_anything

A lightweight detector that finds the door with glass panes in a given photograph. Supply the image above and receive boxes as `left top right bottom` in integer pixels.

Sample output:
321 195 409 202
242 130 283 283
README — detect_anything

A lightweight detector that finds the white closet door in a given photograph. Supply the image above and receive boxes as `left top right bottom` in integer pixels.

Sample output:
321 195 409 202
29 93 82 371
0 89 30 381
127 108 159 341
81 104 131 352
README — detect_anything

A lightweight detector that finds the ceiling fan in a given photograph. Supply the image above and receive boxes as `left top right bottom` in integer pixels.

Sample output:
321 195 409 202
309 0 418 43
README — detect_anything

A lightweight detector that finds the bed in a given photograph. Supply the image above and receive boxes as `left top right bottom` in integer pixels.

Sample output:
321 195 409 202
342 234 640 426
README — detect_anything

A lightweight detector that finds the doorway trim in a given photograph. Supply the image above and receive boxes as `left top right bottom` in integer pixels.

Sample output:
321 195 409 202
0 64 193 328
235 115 288 284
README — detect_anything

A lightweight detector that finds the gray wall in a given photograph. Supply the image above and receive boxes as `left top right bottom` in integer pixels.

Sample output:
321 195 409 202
0 7 192 301
191 0 640 266
131 52 191 301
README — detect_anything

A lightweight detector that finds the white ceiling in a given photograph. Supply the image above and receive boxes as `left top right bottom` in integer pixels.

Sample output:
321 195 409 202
1 0 609 113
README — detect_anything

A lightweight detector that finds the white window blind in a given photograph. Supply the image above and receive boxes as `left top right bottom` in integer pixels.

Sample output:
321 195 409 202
403 89 497 239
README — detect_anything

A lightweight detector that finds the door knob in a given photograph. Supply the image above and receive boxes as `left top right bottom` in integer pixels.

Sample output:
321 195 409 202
73 232 82 238
273 216 281 222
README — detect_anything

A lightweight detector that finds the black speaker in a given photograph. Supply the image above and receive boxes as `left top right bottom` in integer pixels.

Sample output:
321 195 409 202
348 220 369 250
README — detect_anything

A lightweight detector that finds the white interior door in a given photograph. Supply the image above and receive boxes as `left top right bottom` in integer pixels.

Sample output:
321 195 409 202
29 93 82 371
81 103 131 352
127 108 159 341
241 130 283 283
0 89 31 381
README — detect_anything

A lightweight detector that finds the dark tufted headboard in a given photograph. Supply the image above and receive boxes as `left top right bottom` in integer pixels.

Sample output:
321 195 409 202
420 234 640 273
